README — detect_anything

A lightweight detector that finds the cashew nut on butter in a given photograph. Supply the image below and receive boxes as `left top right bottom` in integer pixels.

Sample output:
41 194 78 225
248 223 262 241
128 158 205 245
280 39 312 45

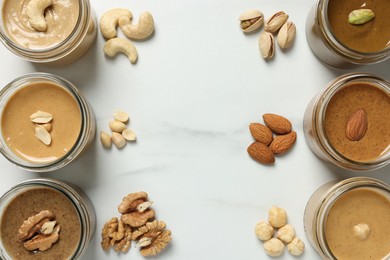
263 238 285 256
104 38 138 64
26 0 53 31
268 206 287 228
255 221 274 241
100 8 133 39
353 223 370 240
119 11 155 40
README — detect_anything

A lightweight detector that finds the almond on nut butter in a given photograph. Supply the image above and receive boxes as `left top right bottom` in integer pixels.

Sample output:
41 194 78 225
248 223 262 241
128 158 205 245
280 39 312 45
269 131 297 154
346 108 368 141
249 123 273 145
247 142 275 165
263 113 292 134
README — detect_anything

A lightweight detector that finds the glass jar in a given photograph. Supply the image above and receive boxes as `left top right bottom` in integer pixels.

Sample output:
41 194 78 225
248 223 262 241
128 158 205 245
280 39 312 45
303 72 390 171
0 72 96 172
304 177 390 259
305 0 390 69
0 0 97 65
0 178 95 259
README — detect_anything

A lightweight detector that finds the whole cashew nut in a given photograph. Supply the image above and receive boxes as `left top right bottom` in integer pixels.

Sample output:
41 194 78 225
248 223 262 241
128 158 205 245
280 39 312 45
119 11 154 40
104 38 138 64
26 0 53 31
100 8 132 39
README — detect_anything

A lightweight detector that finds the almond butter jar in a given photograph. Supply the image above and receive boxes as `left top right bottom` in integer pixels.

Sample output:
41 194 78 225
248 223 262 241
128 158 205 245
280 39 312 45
0 73 96 172
306 0 390 69
0 178 96 259
0 0 97 65
304 177 390 259
303 72 390 171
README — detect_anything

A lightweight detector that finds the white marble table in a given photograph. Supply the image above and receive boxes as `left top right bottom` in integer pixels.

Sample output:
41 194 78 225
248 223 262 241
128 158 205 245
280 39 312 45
0 0 389 259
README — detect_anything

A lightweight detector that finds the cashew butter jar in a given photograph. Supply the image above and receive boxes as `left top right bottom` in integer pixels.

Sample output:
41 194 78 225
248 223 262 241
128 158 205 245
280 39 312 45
0 0 97 65
306 0 390 69
0 178 95 259
303 72 390 171
304 177 390 259
0 73 96 172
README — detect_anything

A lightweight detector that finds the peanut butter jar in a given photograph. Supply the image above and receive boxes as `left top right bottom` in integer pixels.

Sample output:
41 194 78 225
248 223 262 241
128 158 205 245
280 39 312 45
304 177 390 259
306 0 390 69
303 72 390 171
0 178 96 260
0 73 96 172
0 0 97 65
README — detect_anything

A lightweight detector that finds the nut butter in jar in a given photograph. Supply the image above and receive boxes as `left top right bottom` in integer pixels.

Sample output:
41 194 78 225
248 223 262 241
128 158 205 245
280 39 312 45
306 0 390 69
0 178 96 260
304 177 390 259
0 0 97 65
0 73 96 172
303 72 390 171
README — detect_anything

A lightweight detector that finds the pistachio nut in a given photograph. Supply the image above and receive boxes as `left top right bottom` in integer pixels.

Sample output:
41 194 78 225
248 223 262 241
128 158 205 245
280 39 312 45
258 31 275 59
277 21 296 49
348 9 375 25
239 9 264 33
265 11 289 33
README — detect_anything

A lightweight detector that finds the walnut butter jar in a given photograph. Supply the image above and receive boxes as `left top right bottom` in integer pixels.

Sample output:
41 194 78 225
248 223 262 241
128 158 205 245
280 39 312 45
303 72 390 171
0 178 96 259
0 0 97 65
304 177 390 259
0 73 96 172
306 0 390 69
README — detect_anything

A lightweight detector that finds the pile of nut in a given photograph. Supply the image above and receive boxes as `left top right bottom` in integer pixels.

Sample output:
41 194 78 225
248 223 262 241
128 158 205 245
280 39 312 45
239 10 296 60
101 191 171 257
30 110 54 146
100 8 155 64
100 110 136 149
18 210 60 252
247 113 296 165
255 206 305 257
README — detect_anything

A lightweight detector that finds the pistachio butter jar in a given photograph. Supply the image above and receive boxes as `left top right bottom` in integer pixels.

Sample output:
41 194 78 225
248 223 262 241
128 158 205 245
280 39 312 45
0 178 96 259
306 0 390 69
0 0 97 65
304 177 390 259
0 73 96 172
303 72 390 171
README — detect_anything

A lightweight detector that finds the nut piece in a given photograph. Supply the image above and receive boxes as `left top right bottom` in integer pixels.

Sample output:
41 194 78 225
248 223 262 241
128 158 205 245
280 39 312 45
346 109 368 141
35 125 52 145
101 217 132 253
19 210 55 241
114 224 132 253
287 237 305 256
112 132 126 149
277 21 296 49
249 123 273 145
269 131 297 155
119 11 155 40
101 217 119 250
109 120 127 133
348 9 375 25
258 31 275 59
118 191 149 214
40 220 56 235
247 142 275 165
239 9 264 33
263 238 285 257
30 111 53 124
265 11 289 33
23 225 60 251
122 209 155 228
26 0 53 32
276 224 295 243
100 131 112 148
119 192 155 227
113 110 129 123
255 221 274 241
262 113 292 134
100 8 133 39
122 128 136 141
268 206 287 228
353 223 370 240
104 38 138 64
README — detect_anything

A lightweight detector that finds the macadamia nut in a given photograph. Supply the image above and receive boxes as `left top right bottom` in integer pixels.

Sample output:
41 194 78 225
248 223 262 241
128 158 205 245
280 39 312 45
255 221 274 241
353 223 370 240
287 237 305 256
268 206 287 228
263 238 285 256
276 224 295 243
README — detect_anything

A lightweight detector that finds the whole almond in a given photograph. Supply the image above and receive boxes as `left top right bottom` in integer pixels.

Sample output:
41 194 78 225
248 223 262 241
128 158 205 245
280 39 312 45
249 123 273 145
270 131 297 154
263 113 292 134
247 142 275 165
346 109 368 141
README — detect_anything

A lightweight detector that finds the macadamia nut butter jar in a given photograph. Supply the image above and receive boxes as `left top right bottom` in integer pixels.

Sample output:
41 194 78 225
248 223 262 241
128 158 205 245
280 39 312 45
304 177 390 259
0 178 95 259
306 0 390 69
0 0 97 65
303 72 390 171
0 73 96 172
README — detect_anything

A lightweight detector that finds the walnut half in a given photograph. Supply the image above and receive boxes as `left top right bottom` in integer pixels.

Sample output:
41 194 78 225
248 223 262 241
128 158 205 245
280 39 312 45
101 217 132 253
24 225 60 251
119 191 155 228
18 210 55 241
